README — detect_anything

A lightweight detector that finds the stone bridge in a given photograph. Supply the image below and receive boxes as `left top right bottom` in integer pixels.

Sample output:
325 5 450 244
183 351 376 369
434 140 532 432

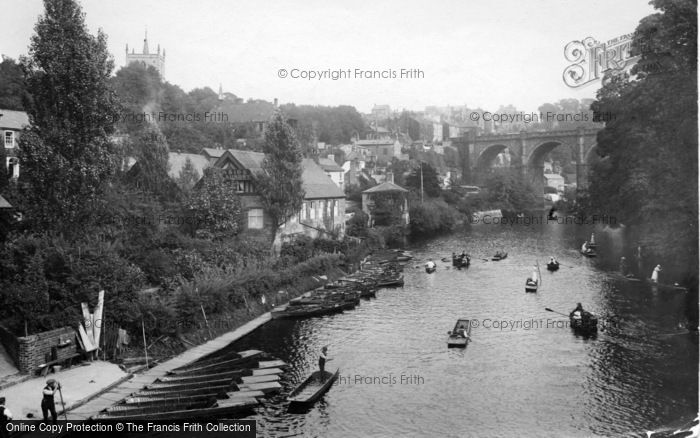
452 128 600 194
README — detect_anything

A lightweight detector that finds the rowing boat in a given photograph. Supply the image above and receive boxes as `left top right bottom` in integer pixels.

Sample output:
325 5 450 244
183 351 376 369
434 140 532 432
93 398 259 421
135 383 234 397
287 368 339 406
156 369 247 384
167 351 263 376
492 252 508 261
447 319 471 348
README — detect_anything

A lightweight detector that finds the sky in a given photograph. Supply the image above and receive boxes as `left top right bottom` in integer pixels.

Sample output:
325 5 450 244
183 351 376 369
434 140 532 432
2 0 657 114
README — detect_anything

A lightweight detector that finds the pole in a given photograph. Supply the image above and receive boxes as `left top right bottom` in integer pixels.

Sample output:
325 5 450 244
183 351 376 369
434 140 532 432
201 304 213 339
420 161 424 204
58 385 68 421
141 316 149 369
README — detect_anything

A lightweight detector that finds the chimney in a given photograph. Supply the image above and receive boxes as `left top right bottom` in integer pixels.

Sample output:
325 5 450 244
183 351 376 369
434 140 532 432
274 98 278 108
386 171 394 184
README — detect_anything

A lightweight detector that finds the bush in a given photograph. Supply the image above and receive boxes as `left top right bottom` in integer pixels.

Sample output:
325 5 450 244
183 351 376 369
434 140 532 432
409 200 458 236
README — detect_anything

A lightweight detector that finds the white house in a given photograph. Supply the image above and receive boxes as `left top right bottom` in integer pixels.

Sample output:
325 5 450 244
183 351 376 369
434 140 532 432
0 109 30 179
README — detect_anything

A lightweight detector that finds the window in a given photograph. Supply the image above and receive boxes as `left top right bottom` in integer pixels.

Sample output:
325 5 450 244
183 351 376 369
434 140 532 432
236 181 245 193
4 131 14 148
333 200 339 217
301 202 308 220
310 202 316 220
247 209 264 229
383 148 388 155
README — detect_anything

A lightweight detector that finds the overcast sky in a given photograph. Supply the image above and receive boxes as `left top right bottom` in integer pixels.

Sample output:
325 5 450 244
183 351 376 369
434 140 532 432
4 0 656 113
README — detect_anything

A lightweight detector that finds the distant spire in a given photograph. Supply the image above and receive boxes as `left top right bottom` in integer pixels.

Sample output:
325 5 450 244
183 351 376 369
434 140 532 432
157 44 160 54
125 43 129 54
218 84 223 101
143 28 149 54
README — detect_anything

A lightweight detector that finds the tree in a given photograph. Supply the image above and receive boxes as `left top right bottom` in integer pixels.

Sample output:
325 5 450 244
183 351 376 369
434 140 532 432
129 127 174 199
18 0 119 231
256 110 305 247
186 167 242 238
0 56 28 111
404 162 441 197
587 0 697 278
176 157 201 193
484 169 538 212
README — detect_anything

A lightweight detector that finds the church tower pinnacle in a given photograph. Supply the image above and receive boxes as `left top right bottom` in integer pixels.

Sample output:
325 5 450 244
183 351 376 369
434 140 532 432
125 29 165 78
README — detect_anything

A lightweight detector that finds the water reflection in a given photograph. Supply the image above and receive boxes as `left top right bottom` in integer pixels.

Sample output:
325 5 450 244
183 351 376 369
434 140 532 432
226 222 696 437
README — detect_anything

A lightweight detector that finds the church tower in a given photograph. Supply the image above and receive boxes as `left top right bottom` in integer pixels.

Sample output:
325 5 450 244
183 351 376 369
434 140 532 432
125 30 166 78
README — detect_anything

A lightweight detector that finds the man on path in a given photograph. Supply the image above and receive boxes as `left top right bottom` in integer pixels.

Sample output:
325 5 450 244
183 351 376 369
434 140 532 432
41 379 59 424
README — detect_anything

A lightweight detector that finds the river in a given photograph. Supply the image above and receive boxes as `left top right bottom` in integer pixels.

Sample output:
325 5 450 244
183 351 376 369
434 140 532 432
225 222 698 437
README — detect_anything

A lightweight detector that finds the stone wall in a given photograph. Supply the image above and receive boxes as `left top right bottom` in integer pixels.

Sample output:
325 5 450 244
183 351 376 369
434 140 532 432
17 327 78 375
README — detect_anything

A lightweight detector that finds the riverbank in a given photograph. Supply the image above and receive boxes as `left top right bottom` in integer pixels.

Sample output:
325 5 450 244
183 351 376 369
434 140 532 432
68 312 273 420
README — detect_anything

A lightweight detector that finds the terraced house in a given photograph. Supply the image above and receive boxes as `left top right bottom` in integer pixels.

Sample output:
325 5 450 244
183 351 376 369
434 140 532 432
171 148 346 252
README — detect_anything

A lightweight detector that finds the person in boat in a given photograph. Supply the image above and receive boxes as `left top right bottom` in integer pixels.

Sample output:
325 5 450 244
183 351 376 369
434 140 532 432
425 259 436 270
651 264 662 283
318 346 331 375
549 256 558 265
570 303 584 320
547 206 556 220
619 257 629 276
41 379 59 424
581 241 588 252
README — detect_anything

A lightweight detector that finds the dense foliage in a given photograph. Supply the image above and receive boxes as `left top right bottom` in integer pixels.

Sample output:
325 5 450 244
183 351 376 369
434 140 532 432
18 0 119 231
256 110 305 246
587 0 697 278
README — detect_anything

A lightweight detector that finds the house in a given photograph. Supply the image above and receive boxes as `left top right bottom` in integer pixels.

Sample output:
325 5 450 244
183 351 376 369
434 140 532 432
168 151 210 179
371 105 392 120
361 179 409 227
342 151 368 186
544 173 565 191
318 155 344 190
354 139 401 166
209 150 345 252
0 109 30 179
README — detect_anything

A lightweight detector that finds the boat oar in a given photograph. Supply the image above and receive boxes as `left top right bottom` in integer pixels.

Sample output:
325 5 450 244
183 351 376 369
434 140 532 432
544 307 569 318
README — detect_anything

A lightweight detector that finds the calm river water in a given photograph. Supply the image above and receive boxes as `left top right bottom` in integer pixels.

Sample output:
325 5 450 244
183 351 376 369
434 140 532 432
227 222 697 437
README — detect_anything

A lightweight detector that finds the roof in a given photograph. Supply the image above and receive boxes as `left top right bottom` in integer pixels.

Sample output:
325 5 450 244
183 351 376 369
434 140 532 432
216 101 275 123
202 148 226 159
302 159 344 199
0 194 12 209
168 152 210 179
317 157 343 172
227 149 265 173
363 181 408 193
0 110 29 131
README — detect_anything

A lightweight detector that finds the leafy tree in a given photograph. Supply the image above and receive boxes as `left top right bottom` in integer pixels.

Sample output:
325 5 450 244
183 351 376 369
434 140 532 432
129 127 174 199
0 56 28 111
256 110 305 247
587 0 697 277
186 167 242 238
404 162 441 197
176 157 201 193
483 169 538 212
18 0 119 231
